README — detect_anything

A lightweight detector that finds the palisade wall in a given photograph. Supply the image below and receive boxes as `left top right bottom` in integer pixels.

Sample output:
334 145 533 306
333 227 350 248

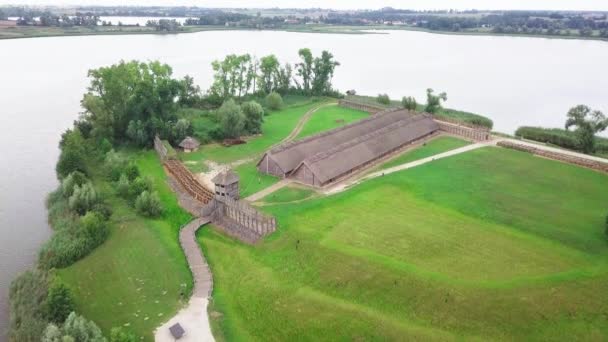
498 141 608 173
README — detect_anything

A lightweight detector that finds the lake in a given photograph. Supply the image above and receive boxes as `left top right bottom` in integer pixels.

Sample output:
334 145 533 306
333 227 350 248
0 29 607 339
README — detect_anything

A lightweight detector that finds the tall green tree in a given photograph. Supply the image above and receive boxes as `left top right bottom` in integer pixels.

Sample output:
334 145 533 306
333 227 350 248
296 48 314 94
565 105 608 153
258 55 280 94
402 96 418 110
42 312 105 342
56 129 87 179
311 51 340 95
425 88 448 114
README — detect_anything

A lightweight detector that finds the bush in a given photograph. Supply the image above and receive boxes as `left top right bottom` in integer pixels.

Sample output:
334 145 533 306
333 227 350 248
104 150 129 181
401 96 417 110
217 99 245 139
80 212 109 248
116 174 130 198
515 127 580 150
68 183 99 216
124 162 140 181
61 171 88 198
56 129 87 179
42 312 105 342
111 327 137 342
135 191 164 218
128 177 152 200
9 269 50 342
265 92 284 110
242 100 265 134
39 229 90 269
376 94 390 105
44 280 74 324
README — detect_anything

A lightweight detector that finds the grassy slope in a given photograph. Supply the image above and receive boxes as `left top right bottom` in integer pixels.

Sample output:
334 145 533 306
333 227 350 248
377 136 471 170
199 147 608 341
295 105 369 139
58 151 192 340
234 161 278 198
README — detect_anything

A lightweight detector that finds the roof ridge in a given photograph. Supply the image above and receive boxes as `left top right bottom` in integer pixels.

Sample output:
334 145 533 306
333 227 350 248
304 114 430 164
269 107 404 155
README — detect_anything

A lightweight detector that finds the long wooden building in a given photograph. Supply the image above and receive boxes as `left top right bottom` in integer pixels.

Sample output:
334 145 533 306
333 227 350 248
257 109 439 187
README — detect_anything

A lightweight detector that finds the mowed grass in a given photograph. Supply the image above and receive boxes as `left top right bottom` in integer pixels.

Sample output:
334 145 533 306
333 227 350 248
296 105 369 139
181 98 326 166
234 161 279 198
259 186 316 204
58 151 193 340
199 147 608 341
377 135 471 170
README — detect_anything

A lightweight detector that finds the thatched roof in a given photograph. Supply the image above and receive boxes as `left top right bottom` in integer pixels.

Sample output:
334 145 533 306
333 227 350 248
179 136 200 149
258 108 439 184
212 170 240 185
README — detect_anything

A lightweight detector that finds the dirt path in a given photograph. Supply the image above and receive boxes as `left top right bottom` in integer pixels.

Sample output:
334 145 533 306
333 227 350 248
155 217 214 342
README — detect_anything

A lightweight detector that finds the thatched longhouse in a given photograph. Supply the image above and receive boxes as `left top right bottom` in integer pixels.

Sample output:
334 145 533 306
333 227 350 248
257 109 439 187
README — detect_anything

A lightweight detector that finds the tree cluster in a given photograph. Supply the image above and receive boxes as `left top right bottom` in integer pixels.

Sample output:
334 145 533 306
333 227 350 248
209 48 339 101
77 60 198 148
565 105 608 154
215 98 266 139
145 19 182 31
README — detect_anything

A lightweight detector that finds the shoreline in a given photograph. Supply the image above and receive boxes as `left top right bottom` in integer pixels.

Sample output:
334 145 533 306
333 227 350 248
1 24 607 42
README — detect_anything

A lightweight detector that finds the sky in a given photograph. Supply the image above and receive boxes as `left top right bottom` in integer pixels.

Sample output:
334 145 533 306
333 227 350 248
1 0 607 11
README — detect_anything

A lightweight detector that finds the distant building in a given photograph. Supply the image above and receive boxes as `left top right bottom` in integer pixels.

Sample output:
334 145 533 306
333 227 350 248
178 136 200 153
212 170 240 200
0 20 17 28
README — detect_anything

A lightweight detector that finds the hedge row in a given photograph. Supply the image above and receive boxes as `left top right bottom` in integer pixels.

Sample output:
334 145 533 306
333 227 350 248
515 126 608 153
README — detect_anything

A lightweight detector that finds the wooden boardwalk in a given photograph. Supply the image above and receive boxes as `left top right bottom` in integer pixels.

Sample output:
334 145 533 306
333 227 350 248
179 217 213 298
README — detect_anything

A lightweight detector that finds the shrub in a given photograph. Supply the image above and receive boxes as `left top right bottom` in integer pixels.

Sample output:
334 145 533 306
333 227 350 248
217 99 245 139
104 150 129 181
515 127 580 150
135 191 164 218
39 229 90 269
9 269 50 342
42 312 105 342
110 327 137 342
68 183 99 216
56 129 87 179
376 94 390 105
425 88 448 114
401 96 417 110
116 174 130 198
80 212 109 248
61 171 88 198
124 162 140 181
91 202 113 221
265 92 284 110
44 280 74 324
128 177 152 200
242 100 265 134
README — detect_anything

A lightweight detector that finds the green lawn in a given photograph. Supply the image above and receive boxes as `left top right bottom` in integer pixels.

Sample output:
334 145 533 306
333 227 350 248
199 147 608 341
234 161 279 198
296 105 369 139
180 99 326 167
377 136 471 170
58 151 193 341
259 186 316 204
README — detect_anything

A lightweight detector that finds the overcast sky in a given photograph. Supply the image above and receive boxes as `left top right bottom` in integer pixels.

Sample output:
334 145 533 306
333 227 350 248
1 0 608 11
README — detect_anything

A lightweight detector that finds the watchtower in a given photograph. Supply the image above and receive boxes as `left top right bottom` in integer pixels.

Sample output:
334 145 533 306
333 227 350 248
212 170 240 200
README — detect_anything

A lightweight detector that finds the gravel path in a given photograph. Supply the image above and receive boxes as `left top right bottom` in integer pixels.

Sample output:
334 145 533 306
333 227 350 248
155 217 214 341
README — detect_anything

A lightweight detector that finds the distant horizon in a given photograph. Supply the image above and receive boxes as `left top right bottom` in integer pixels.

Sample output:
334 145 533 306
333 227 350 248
1 0 608 12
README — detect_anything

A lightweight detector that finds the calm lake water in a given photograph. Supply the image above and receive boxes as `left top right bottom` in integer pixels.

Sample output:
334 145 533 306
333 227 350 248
0 29 607 339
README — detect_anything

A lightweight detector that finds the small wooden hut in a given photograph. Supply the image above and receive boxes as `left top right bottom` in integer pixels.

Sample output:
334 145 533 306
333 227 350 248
212 170 240 200
179 136 200 153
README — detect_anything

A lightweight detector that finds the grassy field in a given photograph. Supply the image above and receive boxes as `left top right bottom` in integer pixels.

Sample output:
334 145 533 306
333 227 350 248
180 98 326 168
377 136 471 170
259 186 316 204
199 147 608 341
58 151 193 340
234 161 279 198
296 105 369 139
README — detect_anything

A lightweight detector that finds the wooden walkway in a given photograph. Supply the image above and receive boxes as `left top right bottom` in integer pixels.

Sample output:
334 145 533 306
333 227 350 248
180 217 213 298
